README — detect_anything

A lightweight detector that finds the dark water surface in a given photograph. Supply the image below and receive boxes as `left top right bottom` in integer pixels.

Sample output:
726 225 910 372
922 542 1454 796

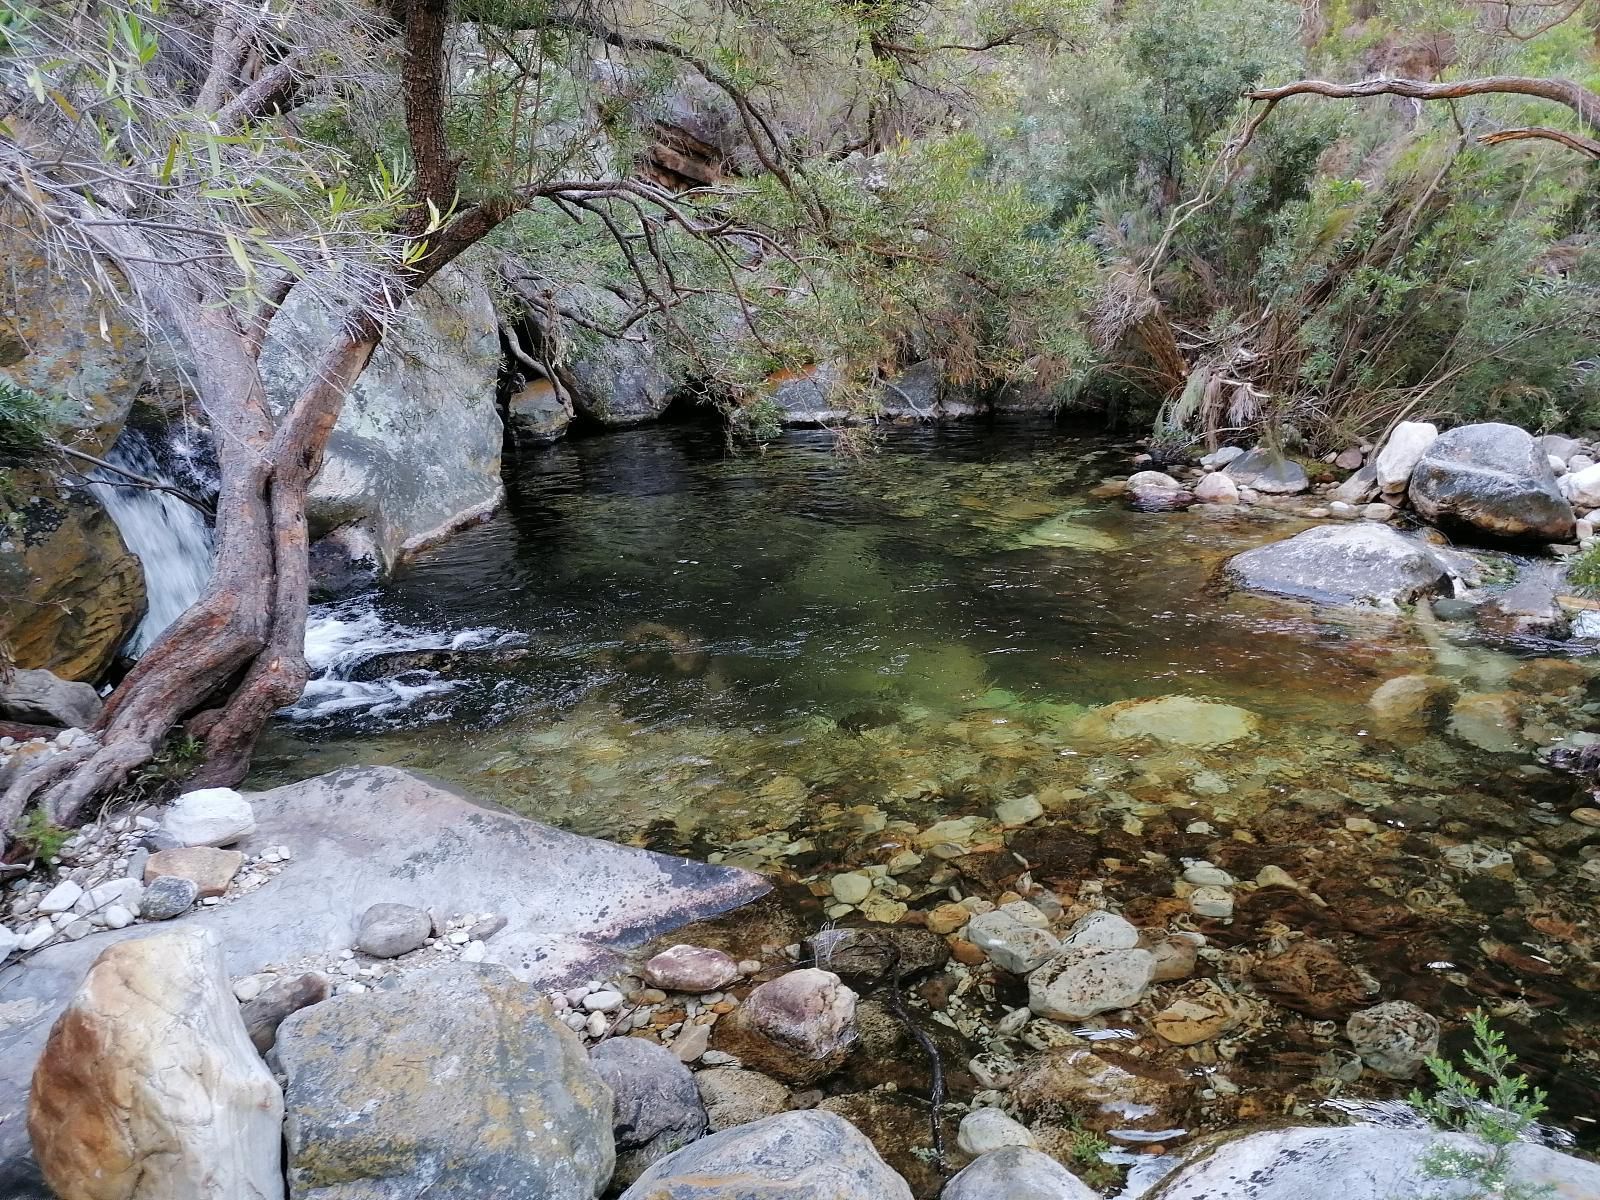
253 421 1600 1149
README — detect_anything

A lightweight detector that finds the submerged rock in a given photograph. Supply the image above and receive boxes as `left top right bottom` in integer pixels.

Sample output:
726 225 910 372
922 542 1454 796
1250 939 1374 1020
1027 945 1154 1019
1346 1001 1439 1079
1143 1124 1600 1200
275 963 613 1200
1012 1045 1187 1143
1367 674 1455 731
695 1067 794 1132
1073 695 1259 749
966 909 1062 974
29 928 283 1200
1409 422 1575 541
1226 524 1459 607
1448 691 1525 753
618 1110 913 1200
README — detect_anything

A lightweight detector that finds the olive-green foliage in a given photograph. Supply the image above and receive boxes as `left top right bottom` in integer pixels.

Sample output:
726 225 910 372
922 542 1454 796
15 810 70 861
983 0 1600 446
1566 542 1600 596
1410 1011 1555 1200
0 380 64 459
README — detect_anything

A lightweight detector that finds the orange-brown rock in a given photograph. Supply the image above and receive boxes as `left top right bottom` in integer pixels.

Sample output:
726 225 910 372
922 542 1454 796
143 846 244 897
28 927 283 1200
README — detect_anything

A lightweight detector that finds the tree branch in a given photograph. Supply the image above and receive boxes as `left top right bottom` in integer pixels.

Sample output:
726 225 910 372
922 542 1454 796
1478 126 1600 157
1245 74 1600 132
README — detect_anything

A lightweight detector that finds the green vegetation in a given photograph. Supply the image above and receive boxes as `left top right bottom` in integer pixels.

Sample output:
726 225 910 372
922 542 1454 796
13 809 71 862
0 380 62 459
1410 1011 1554 1200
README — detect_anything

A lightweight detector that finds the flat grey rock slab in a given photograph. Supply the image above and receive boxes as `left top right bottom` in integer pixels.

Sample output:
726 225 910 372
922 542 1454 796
1143 1124 1600 1200
0 765 767 1191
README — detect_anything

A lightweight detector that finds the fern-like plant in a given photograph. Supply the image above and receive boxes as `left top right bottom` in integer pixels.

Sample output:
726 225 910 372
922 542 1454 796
1409 1011 1554 1200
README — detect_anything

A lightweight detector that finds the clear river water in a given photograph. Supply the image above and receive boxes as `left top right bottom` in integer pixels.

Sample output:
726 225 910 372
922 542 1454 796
250 419 1600 1150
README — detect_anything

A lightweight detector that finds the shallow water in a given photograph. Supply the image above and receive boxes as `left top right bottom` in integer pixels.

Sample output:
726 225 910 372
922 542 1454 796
253 420 1600 1148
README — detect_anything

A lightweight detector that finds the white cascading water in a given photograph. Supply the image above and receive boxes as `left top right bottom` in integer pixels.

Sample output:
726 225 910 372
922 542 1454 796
89 428 216 657
93 427 518 721
288 602 524 723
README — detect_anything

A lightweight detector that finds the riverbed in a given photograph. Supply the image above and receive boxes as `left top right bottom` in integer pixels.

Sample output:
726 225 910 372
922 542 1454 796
252 420 1600 1150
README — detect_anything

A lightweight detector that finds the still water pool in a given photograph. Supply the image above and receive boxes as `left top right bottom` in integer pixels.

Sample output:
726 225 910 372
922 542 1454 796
253 420 1600 1147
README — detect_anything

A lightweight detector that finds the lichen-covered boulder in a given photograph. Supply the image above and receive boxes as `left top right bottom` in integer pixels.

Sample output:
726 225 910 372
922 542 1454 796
618 1110 913 1200
273 963 614 1200
0 220 145 454
0 469 144 681
28 928 284 1200
1408 422 1575 541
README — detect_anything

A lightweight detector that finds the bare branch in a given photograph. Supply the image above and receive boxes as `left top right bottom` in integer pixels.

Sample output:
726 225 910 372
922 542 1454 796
1245 74 1600 132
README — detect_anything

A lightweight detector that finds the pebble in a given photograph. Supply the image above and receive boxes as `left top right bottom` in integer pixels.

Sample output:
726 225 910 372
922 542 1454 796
1182 862 1235 887
1189 886 1234 919
585 1011 608 1038
671 1023 711 1062
1572 809 1600 827
830 872 873 905
460 939 487 963
37 881 83 915
700 1050 739 1067
995 795 1044 825
19 923 52 952
583 988 625 1013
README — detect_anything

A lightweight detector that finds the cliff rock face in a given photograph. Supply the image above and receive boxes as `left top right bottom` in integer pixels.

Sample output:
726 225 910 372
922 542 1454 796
0 219 147 454
0 469 144 681
258 263 505 569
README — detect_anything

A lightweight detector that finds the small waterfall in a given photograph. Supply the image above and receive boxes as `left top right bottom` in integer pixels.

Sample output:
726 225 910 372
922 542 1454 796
90 428 216 657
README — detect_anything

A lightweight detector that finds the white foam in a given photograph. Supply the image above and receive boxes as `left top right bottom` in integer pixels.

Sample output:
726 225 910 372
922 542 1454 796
285 601 524 723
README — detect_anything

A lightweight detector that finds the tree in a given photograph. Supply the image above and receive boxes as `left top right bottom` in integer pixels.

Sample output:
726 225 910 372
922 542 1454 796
0 0 1085 842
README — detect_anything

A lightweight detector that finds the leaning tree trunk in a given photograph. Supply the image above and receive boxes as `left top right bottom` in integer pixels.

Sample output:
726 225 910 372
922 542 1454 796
0 310 379 840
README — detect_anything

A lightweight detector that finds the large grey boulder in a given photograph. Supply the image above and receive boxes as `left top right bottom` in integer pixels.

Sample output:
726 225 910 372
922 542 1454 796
260 263 504 569
0 667 102 728
943 1146 1099 1200
28 928 283 1200
591 1036 707 1185
1226 524 1461 607
1409 422 1575 541
0 767 768 1188
618 1110 914 1200
548 281 682 427
1225 447 1309 494
275 964 613 1200
1144 1124 1600 1200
